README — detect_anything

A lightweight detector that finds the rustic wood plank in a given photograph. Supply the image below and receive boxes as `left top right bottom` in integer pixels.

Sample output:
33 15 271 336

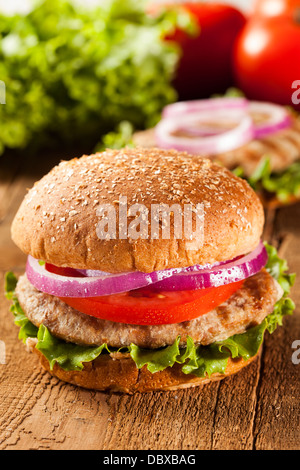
0 174 34 272
102 384 221 450
252 204 300 450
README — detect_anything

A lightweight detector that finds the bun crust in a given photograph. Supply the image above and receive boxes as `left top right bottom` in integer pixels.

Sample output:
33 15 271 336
12 148 264 272
27 340 260 393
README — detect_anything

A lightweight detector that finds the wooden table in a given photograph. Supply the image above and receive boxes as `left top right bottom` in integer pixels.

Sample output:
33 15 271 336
0 150 299 450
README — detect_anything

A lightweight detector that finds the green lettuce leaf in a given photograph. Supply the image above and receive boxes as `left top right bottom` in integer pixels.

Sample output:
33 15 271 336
36 325 109 371
238 157 300 203
4 243 295 376
181 342 230 378
96 121 135 152
216 321 266 361
264 242 296 296
4 271 18 300
0 0 194 157
5 271 38 341
129 337 181 373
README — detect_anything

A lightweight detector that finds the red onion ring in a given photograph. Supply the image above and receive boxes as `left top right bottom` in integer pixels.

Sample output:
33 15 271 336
150 241 268 291
26 256 156 298
155 110 254 155
25 241 267 298
157 98 291 155
249 101 292 138
162 97 249 119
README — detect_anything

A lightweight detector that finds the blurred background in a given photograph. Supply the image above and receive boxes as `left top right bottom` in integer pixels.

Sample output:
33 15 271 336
0 0 254 15
0 0 299 162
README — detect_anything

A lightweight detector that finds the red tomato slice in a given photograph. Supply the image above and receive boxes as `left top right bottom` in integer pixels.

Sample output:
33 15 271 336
59 281 244 325
46 262 244 325
46 263 83 277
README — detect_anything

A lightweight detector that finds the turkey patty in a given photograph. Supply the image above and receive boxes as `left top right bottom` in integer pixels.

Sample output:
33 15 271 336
15 269 282 349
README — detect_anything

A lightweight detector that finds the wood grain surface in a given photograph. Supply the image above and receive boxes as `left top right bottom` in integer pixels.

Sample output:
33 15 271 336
0 151 299 450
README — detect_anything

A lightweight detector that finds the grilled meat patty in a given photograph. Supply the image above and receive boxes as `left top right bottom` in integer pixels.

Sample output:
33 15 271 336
133 115 300 178
15 269 282 350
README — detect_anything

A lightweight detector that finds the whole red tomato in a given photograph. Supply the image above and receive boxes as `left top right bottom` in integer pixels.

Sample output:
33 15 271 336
252 0 300 19
234 5 300 110
152 3 246 100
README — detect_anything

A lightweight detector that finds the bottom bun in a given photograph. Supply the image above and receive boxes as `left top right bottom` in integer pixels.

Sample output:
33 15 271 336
27 339 260 393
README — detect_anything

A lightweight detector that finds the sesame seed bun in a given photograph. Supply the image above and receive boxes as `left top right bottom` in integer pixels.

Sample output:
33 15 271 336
11 148 264 273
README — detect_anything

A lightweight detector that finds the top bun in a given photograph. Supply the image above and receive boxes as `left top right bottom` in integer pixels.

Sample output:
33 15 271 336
11 148 264 273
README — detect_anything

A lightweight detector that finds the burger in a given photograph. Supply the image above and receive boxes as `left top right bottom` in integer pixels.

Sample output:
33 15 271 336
133 98 300 209
6 147 295 393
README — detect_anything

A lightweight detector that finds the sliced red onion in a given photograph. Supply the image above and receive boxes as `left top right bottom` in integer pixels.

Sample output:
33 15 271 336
26 256 156 298
249 101 292 138
150 241 268 291
155 110 254 155
158 99 292 155
25 241 267 298
162 97 249 119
